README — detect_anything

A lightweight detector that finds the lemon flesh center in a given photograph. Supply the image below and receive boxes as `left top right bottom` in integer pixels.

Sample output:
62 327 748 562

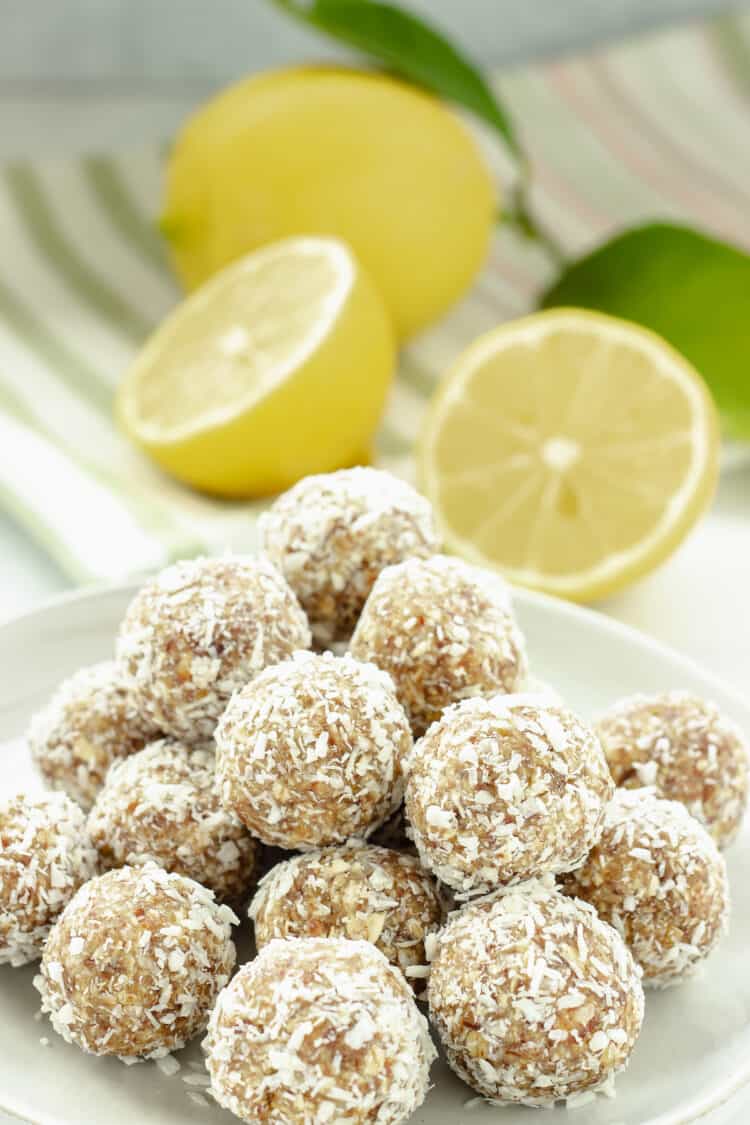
541 436 581 473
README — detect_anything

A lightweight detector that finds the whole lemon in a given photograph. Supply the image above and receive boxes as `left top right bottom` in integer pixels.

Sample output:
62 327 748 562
162 66 496 339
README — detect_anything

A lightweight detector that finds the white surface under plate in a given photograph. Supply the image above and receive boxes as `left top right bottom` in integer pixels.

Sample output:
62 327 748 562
0 582 749 1125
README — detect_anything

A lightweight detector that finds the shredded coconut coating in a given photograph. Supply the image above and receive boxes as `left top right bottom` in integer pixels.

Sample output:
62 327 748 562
216 651 411 849
35 863 237 1059
27 661 160 810
0 792 98 967
349 555 528 737
405 694 614 896
259 467 440 648
250 843 445 992
205 937 436 1124
116 556 312 741
87 739 259 902
596 691 749 848
428 883 644 1107
560 789 729 988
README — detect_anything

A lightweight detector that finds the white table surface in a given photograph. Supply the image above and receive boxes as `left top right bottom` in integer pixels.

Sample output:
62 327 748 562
1 89 749 1125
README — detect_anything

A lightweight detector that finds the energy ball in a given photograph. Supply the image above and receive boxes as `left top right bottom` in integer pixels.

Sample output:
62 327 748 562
216 650 410 849
250 843 444 990
116 555 311 741
259 467 439 648
87 738 259 901
560 789 729 988
27 660 160 810
596 691 749 848
0 792 98 967
350 554 527 737
428 883 644 1107
406 694 613 896
205 936 436 1125
35 863 237 1059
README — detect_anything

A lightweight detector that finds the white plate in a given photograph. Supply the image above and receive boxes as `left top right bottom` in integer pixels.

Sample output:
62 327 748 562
1 583 749 1125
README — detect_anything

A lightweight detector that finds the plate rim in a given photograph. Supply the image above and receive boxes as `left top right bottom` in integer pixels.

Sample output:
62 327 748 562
1 578 748 1125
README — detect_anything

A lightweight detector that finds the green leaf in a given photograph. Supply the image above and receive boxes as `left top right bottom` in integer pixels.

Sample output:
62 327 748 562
541 222 750 440
271 0 521 158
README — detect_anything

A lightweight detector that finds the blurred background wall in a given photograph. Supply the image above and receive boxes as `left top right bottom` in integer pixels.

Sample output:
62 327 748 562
1 0 739 82
0 0 741 157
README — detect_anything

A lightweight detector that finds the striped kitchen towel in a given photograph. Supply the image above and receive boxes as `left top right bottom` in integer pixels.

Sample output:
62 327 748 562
1 11 749 582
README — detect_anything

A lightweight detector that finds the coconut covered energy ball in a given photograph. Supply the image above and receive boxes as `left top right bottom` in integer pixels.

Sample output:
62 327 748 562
596 691 749 848
27 660 160 810
35 863 236 1059
259 467 440 648
205 937 436 1125
406 694 614 896
350 554 527 737
428 883 644 1107
250 843 444 990
0 792 98 967
117 555 311 741
216 650 411 849
560 789 729 988
87 739 259 901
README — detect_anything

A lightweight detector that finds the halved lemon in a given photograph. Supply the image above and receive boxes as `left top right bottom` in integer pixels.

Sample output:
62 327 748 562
418 309 719 601
118 236 395 497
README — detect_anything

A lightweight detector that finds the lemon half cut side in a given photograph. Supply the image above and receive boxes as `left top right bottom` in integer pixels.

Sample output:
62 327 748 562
118 236 395 497
418 309 719 601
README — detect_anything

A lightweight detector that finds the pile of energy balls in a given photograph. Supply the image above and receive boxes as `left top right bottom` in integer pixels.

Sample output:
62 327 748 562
1 466 748 1123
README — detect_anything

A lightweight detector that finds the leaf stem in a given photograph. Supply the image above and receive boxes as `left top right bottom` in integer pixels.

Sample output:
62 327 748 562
503 165 566 267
